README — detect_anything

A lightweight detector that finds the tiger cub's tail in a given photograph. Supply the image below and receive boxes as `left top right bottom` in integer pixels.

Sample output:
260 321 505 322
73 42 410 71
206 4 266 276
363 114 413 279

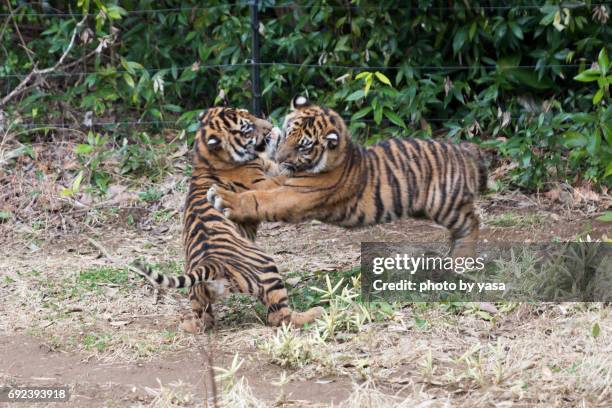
129 261 226 297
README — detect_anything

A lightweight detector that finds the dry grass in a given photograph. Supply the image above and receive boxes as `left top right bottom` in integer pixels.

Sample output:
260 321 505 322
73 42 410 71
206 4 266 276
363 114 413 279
0 184 611 406
142 379 197 408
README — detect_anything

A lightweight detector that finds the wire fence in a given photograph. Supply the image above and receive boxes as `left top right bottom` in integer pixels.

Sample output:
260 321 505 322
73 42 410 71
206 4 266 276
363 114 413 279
0 62 587 79
5 110 587 131
0 1 607 130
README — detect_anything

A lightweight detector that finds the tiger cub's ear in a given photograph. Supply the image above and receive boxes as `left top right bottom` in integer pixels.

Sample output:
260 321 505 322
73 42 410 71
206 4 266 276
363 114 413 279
291 95 311 110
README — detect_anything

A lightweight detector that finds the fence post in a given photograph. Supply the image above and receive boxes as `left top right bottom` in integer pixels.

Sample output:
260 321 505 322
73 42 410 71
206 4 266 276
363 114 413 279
250 0 262 117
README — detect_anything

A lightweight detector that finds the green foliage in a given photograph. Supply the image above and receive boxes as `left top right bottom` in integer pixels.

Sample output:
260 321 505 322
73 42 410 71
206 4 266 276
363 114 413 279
1 0 610 189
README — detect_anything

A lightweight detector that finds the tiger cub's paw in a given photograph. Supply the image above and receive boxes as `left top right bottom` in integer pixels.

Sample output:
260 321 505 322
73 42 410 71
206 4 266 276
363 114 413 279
180 319 203 334
290 306 325 327
206 184 240 220
180 313 214 334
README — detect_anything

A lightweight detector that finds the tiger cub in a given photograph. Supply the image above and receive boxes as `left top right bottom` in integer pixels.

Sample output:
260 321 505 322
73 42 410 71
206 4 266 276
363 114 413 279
208 97 488 258
131 107 323 332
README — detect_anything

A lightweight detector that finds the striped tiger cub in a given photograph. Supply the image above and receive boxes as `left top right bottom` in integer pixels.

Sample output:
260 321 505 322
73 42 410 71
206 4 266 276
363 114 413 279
131 107 323 332
208 97 488 258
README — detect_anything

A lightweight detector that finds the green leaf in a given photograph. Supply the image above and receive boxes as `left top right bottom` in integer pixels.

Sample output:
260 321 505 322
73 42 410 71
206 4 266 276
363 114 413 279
364 75 373 96
510 69 554 90
374 104 383 124
598 48 609 75
468 21 477 40
383 110 406 128
452 27 467 54
509 22 523 39
561 131 588 148
346 89 365 101
355 72 371 80
374 72 392 86
593 89 604 105
592 322 600 338
163 104 183 113
123 73 135 88
587 129 601 156
596 212 612 222
351 20 361 37
522 150 531 167
178 68 197 83
60 188 74 197
106 5 127 20
498 56 554 89
0 211 12 221
75 144 93 155
72 171 84 193
351 106 372 120
149 108 162 119
121 59 143 75
497 55 521 71
540 8 557 26
574 69 601 82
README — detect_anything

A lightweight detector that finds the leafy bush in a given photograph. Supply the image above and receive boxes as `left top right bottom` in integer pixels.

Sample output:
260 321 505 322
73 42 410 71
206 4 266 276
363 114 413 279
1 0 610 189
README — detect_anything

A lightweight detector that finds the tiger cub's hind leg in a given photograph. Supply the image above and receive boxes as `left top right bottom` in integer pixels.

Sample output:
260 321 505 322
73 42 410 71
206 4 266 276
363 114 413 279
265 287 324 328
236 265 324 327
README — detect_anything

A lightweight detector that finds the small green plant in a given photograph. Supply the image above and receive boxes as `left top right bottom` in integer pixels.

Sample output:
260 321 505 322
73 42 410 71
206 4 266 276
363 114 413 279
216 354 265 407
151 209 176 222
574 49 610 105
260 324 319 368
118 132 173 178
138 187 164 202
312 276 372 340
74 131 113 193
60 170 85 198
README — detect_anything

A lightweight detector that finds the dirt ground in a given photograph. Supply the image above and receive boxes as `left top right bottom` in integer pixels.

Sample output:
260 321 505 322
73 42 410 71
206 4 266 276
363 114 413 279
0 191 611 407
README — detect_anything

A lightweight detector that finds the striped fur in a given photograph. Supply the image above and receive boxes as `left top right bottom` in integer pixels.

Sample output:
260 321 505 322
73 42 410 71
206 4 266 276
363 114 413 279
130 107 322 331
208 98 488 258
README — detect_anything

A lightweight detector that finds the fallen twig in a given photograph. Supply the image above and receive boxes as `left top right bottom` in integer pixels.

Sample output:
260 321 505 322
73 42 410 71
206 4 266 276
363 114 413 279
87 236 116 263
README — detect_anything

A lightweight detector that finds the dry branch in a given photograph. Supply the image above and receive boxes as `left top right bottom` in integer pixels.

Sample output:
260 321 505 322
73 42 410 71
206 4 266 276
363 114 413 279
0 14 88 108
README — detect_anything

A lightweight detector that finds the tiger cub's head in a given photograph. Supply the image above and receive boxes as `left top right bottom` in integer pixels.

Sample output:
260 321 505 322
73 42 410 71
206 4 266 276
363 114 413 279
193 107 277 167
276 96 349 175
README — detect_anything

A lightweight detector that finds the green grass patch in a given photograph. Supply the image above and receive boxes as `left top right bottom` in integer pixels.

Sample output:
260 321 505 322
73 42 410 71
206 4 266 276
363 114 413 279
488 212 547 228
151 208 177 222
82 333 112 352
77 266 130 290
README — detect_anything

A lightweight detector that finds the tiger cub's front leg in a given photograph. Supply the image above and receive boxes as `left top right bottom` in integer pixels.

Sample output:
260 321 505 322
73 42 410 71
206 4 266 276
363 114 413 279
207 185 313 223
179 264 229 333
